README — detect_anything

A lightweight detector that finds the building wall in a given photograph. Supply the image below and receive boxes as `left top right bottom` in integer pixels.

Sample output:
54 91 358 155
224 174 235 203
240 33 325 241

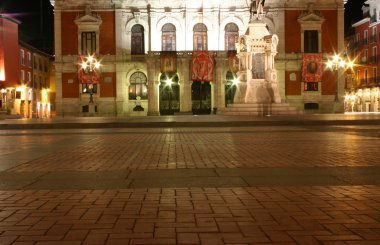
347 0 380 113
52 0 345 116
0 16 20 87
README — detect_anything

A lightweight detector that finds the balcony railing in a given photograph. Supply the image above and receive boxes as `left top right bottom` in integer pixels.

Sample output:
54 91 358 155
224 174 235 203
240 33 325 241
369 55 379 64
359 56 368 64
369 76 380 84
370 35 377 43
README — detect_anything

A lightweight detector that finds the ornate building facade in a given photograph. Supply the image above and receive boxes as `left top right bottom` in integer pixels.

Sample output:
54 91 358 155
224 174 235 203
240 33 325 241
50 0 346 116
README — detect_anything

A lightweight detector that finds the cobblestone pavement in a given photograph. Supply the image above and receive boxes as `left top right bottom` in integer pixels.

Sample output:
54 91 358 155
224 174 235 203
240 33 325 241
0 124 380 244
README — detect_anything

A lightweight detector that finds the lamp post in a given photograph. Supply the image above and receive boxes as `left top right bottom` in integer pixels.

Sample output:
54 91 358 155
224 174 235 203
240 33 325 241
81 55 100 103
326 54 354 102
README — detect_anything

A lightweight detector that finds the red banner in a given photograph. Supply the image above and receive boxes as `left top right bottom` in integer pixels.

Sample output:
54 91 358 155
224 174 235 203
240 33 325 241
191 51 214 82
78 68 100 83
161 51 177 73
302 53 322 82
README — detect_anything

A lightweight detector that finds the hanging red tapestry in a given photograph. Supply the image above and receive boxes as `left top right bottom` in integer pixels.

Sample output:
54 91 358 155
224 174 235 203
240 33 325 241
191 51 214 82
161 51 177 73
78 56 100 84
78 67 100 84
302 53 322 83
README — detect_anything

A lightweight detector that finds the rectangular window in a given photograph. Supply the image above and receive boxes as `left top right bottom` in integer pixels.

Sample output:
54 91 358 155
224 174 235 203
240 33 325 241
81 32 96 55
21 70 25 81
27 72 31 82
20 50 25 65
365 69 368 84
28 52 32 67
372 26 377 42
33 75 37 89
82 84 97 93
304 82 318 91
304 30 318 53
364 30 368 44
373 67 378 83
373 46 377 63
39 59 43 71
34 56 37 69
363 49 368 63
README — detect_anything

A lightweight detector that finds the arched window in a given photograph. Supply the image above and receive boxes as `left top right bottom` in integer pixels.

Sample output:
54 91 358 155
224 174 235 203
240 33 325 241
162 23 176 51
129 72 147 100
225 23 239 51
131 24 144 54
193 23 207 51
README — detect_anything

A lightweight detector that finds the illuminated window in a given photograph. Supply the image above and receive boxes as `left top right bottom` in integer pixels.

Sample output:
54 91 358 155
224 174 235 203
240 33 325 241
81 32 96 55
129 72 147 100
304 30 318 53
225 23 239 51
162 23 176 51
193 23 207 51
27 52 32 67
20 50 25 65
131 24 145 54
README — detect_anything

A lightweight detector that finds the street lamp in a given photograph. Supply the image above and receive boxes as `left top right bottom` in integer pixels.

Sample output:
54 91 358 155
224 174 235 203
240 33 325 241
326 54 354 102
81 55 101 103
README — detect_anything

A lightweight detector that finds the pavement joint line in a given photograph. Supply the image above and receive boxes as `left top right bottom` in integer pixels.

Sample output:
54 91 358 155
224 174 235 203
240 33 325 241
0 167 380 190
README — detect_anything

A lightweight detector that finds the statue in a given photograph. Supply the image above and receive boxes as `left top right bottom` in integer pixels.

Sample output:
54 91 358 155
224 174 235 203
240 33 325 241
250 0 264 20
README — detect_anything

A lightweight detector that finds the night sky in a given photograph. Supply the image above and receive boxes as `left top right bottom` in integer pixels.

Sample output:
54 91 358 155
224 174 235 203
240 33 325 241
0 0 54 54
0 0 367 55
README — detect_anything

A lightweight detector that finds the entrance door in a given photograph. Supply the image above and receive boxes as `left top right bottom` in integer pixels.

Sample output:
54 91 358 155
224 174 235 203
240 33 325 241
192 81 211 114
225 81 236 106
159 74 180 115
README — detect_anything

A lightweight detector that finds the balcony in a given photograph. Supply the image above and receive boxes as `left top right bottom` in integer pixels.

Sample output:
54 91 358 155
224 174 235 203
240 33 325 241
369 55 379 64
360 56 368 64
369 76 380 85
370 35 377 43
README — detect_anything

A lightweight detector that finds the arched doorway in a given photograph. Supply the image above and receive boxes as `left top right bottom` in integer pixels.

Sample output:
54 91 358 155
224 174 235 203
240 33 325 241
192 82 211 115
225 71 237 106
159 73 180 115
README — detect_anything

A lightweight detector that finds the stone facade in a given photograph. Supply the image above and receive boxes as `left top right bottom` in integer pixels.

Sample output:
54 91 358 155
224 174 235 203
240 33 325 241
50 0 345 116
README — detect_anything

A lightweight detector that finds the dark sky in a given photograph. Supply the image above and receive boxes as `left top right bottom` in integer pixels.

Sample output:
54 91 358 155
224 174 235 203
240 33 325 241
0 0 54 54
345 0 366 34
0 0 367 54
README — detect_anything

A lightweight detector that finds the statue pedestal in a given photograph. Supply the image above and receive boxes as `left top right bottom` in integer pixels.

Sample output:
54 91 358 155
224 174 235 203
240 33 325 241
219 17 299 116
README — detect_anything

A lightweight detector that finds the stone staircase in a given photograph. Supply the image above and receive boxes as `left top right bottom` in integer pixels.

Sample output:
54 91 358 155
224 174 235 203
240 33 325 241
219 103 299 116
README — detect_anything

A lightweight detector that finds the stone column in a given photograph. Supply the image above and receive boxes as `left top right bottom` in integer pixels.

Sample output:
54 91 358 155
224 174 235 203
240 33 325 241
147 54 159 116
214 57 225 110
179 56 192 113
336 5 345 112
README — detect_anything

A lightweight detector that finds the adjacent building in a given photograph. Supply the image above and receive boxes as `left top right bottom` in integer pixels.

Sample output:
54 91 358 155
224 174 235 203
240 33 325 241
346 0 380 113
0 13 54 117
50 0 346 116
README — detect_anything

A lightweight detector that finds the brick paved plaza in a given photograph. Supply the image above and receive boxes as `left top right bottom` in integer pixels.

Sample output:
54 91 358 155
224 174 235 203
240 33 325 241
0 116 380 244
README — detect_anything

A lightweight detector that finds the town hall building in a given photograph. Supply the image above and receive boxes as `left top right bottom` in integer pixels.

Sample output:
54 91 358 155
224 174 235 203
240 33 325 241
50 0 346 116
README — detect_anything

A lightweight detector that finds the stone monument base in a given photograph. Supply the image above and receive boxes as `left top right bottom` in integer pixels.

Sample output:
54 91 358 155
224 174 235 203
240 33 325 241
219 103 299 116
